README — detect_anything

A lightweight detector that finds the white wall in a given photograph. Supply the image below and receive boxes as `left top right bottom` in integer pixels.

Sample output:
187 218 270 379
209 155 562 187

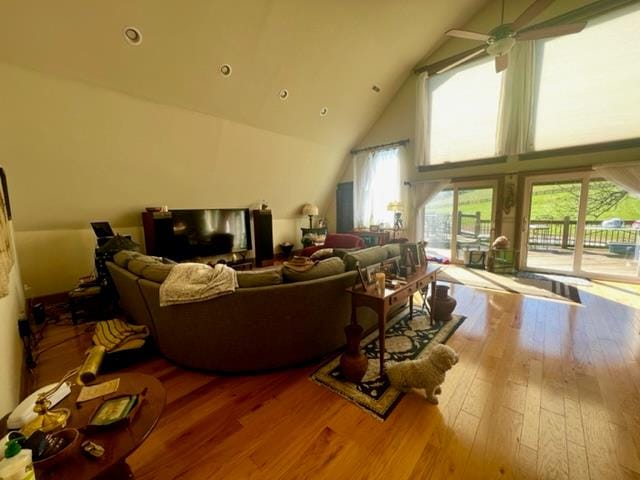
0 220 25 417
0 62 345 296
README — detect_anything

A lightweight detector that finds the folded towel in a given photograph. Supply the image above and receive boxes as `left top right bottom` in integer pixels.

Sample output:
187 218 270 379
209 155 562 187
93 318 149 352
159 262 238 307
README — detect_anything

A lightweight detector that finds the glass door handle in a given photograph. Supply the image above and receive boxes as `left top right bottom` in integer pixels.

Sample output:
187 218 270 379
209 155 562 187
522 217 528 233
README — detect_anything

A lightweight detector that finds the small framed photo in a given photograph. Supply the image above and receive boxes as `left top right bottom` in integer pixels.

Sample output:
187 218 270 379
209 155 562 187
381 256 400 277
364 264 381 284
356 265 367 290
369 224 380 232
401 243 421 267
417 241 428 266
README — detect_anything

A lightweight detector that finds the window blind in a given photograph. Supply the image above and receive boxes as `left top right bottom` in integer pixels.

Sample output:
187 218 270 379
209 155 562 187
532 3 640 150
428 57 503 164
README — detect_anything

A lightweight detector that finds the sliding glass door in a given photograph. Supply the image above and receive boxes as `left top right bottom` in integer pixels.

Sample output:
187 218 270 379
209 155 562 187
521 173 640 280
423 181 497 263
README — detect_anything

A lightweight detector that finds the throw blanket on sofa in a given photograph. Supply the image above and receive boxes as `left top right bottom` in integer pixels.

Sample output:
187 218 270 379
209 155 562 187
159 262 238 307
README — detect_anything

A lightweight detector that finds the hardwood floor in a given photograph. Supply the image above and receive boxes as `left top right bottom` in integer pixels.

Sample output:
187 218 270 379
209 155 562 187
28 281 640 479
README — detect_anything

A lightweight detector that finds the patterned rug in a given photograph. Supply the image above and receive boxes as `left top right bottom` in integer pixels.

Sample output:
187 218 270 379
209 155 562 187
311 308 465 421
437 266 585 304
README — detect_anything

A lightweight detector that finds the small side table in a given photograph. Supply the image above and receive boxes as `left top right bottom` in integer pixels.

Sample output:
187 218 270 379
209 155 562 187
68 286 114 324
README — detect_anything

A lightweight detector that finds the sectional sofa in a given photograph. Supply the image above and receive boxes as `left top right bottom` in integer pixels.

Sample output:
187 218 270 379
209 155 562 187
106 244 402 372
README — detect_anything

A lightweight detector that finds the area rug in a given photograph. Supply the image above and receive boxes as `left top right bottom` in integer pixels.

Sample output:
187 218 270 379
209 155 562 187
437 265 585 304
311 308 465 421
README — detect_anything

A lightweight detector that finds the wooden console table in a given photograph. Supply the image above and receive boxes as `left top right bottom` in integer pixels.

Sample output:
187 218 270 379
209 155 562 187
346 264 440 374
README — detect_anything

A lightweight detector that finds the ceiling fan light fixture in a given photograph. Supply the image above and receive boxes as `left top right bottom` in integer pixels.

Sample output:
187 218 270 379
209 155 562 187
486 36 516 56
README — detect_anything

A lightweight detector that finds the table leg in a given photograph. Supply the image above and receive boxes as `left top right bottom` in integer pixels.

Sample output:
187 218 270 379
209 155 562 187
430 279 437 325
409 293 413 320
377 304 388 375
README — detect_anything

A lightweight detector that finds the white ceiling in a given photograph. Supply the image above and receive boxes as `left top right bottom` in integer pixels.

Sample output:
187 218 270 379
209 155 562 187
0 0 488 151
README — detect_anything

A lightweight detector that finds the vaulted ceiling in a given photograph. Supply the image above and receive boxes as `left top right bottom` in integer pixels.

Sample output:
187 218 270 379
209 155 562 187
0 0 488 151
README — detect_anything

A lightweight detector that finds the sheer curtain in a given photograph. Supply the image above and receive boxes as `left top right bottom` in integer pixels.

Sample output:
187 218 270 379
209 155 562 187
409 180 450 241
414 72 429 167
353 147 400 228
593 163 640 197
496 41 535 156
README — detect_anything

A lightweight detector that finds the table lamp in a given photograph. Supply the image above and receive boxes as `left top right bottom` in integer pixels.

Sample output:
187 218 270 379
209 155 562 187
19 369 77 437
387 201 403 237
302 203 319 229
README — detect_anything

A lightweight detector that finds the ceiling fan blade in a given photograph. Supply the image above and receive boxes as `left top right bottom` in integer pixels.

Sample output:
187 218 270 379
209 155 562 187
495 54 509 73
446 29 491 42
511 0 554 31
436 47 486 74
517 22 587 41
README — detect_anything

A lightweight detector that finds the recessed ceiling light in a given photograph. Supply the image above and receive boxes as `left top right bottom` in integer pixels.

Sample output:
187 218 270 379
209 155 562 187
372 85 381 93
319 107 328 117
220 64 232 77
123 26 142 46
279 89 289 100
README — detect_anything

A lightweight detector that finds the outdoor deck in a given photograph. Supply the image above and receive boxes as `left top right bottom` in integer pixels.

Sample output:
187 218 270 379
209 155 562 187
426 244 639 278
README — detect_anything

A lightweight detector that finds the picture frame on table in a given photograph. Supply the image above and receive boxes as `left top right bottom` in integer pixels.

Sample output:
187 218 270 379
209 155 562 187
364 264 381 284
417 241 428 266
381 256 400 277
356 264 368 291
401 243 421 267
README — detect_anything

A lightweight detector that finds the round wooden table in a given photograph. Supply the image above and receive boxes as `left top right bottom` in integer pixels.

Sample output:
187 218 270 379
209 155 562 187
32 372 166 480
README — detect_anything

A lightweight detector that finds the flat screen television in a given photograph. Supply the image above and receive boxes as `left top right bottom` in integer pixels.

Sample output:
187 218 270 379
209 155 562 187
169 208 251 260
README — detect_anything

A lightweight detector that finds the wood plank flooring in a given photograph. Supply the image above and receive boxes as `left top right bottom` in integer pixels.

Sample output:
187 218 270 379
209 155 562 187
28 281 640 479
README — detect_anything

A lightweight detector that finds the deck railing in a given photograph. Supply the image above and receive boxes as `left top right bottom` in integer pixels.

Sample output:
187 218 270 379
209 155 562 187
528 218 638 248
424 213 638 250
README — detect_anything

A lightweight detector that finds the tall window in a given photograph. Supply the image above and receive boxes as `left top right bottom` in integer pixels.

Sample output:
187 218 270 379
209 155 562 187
420 3 640 164
533 3 640 150
353 147 400 228
428 58 503 164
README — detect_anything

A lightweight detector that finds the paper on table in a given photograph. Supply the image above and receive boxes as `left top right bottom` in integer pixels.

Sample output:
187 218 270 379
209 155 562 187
76 378 120 403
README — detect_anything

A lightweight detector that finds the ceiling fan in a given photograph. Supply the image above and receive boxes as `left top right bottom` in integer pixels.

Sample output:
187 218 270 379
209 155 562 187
439 0 587 74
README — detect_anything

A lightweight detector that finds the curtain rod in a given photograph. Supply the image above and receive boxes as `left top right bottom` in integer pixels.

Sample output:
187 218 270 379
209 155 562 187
350 139 410 155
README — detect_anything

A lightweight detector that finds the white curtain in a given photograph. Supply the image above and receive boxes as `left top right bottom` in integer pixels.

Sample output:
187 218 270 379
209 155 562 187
409 179 450 242
353 147 401 228
496 41 535 156
593 163 640 198
414 72 430 166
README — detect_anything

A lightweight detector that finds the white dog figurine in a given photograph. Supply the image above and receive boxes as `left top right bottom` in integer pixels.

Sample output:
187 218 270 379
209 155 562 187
386 344 459 404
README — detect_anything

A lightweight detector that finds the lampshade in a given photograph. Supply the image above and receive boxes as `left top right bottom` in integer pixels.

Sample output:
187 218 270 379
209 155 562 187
302 203 319 216
387 201 403 212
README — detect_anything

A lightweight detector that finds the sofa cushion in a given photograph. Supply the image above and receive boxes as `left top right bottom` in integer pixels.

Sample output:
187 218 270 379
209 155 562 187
342 246 388 271
140 262 175 283
127 257 163 276
237 268 283 288
113 250 145 268
283 257 345 283
384 243 401 259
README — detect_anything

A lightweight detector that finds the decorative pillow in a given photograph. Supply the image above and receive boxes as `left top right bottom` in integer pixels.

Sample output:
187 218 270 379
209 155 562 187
140 263 175 283
310 248 334 261
113 250 145 268
283 257 345 283
237 268 283 288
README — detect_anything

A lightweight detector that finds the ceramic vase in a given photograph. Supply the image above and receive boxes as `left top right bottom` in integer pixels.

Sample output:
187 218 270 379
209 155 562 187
340 324 368 382
428 285 457 322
